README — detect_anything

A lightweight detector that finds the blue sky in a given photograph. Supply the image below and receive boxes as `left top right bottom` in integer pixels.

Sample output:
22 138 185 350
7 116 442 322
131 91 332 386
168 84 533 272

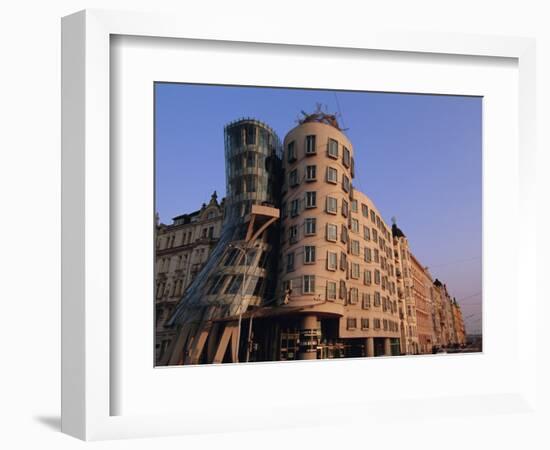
155 83 482 334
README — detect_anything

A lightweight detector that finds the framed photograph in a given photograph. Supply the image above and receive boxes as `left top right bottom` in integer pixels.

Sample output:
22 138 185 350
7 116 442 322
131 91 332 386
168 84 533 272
62 9 537 441
154 83 478 367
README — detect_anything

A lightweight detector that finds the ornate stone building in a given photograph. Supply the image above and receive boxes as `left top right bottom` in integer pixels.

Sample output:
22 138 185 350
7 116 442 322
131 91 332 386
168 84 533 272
451 298 467 346
392 223 420 354
409 253 435 354
155 192 224 362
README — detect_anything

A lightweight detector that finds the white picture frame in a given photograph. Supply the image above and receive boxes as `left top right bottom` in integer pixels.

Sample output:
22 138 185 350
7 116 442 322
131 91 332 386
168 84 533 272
61 9 538 441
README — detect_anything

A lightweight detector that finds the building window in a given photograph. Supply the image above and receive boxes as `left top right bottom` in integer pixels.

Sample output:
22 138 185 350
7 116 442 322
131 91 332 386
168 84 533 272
305 191 317 208
207 275 223 295
305 135 317 155
224 249 239 266
363 226 370 241
290 199 300 217
351 199 358 213
374 291 381 306
328 138 339 158
326 166 338 184
351 263 360 279
289 168 299 187
362 293 371 309
339 280 347 299
343 146 351 167
287 141 296 162
374 269 381 284
326 223 338 242
340 224 348 244
361 318 370 330
372 228 378 243
342 174 350 193
326 196 338 214
304 245 316 264
246 151 256 168
286 252 295 272
326 281 337 300
289 225 298 244
351 240 360 255
349 287 359 304
361 203 369 217
305 165 317 181
259 250 269 268
346 317 357 330
374 318 381 330
340 252 347 271
303 275 315 294
304 217 316 235
351 218 359 233
370 210 376 223
342 199 349 217
374 248 380 263
225 275 243 295
245 174 256 192
281 202 287 219
327 251 338 271
252 277 265 297
364 269 372 285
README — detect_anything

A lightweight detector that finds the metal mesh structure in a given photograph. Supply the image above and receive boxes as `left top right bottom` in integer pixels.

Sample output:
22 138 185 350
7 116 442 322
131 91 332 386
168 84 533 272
168 119 282 328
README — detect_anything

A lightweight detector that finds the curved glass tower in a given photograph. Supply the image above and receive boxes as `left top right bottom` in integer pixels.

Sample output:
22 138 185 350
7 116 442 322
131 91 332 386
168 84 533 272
165 119 282 365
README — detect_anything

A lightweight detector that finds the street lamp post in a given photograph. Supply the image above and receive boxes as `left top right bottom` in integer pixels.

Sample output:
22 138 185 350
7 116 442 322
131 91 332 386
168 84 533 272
229 242 257 363
236 249 247 363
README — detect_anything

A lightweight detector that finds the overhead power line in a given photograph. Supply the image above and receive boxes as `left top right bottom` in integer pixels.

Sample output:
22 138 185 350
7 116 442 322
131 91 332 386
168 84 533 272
456 291 482 302
428 256 481 269
333 92 346 130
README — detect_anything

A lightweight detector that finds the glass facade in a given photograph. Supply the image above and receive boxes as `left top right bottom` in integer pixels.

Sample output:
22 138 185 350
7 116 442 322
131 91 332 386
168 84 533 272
169 119 282 328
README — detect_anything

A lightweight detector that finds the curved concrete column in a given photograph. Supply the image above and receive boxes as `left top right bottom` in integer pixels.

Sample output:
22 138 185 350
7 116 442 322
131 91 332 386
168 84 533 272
298 315 319 360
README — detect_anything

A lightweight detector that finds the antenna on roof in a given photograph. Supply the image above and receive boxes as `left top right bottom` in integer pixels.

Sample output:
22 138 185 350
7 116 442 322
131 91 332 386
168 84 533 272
333 92 348 131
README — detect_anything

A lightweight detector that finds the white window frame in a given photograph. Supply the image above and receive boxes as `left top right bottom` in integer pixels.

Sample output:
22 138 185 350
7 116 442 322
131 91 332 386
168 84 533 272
304 217 316 236
326 280 337 300
327 138 339 158
326 223 338 242
327 251 338 271
304 245 316 264
303 275 315 294
305 134 317 154
326 166 338 184
351 263 360 279
326 196 337 214
305 191 317 208
305 164 317 181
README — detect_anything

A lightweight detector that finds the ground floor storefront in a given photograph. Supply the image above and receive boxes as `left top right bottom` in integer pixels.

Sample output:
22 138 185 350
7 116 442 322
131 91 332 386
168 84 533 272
228 315 402 363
